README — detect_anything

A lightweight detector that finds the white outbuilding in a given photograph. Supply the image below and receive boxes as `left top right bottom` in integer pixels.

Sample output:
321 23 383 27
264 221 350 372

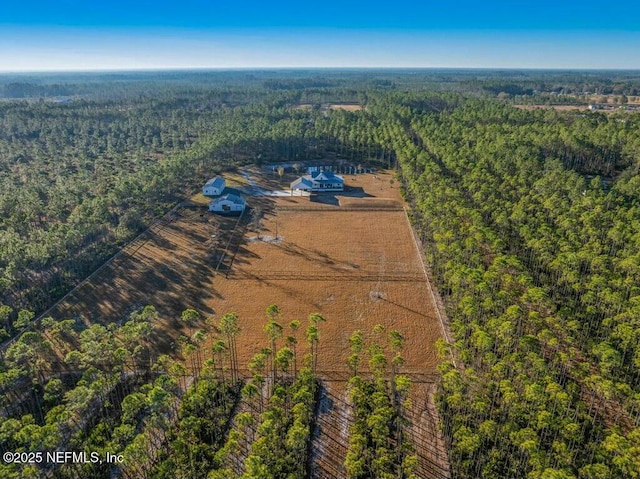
209 193 246 214
203 177 226 196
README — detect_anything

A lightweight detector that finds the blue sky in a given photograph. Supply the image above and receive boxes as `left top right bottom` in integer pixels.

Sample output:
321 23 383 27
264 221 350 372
1 0 640 71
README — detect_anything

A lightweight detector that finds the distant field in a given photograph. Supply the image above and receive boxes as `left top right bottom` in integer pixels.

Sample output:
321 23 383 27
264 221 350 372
291 103 364 112
327 103 363 111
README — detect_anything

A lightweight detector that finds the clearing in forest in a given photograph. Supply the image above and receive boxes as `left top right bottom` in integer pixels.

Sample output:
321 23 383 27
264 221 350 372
44 168 448 477
46 169 442 374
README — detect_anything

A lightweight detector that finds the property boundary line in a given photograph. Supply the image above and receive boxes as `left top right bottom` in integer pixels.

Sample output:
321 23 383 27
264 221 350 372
224 210 250 277
403 206 458 369
226 270 426 282
213 208 246 275
1 201 185 355
277 206 404 212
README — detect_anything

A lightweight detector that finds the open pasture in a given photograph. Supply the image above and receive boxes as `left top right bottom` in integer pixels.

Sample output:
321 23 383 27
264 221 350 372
46 170 442 374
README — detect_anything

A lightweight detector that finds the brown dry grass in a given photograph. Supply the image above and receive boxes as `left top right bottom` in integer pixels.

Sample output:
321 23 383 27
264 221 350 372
43 168 448 474
216 207 440 373
220 171 251 187
327 104 363 112
47 170 441 375
188 192 212 206
406 383 452 478
337 197 402 209
289 103 364 112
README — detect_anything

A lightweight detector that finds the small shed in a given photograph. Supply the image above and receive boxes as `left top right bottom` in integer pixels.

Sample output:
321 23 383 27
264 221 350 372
203 177 226 196
209 193 246 214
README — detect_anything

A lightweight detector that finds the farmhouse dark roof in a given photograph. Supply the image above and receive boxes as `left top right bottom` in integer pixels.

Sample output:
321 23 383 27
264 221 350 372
311 171 343 183
213 193 245 205
204 177 225 188
290 177 313 189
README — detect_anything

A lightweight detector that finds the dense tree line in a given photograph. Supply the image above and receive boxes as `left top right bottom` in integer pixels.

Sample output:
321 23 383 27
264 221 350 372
383 98 640 477
291 91 640 476
228 308 321 479
0 94 219 315
127 306 322 479
0 305 163 478
345 328 416 479
1 303 318 478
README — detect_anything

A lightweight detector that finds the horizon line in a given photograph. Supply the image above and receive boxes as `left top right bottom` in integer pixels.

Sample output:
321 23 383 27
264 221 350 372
3 66 640 74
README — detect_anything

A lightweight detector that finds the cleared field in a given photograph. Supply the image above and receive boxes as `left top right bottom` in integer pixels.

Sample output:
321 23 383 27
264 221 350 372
45 170 441 373
327 103 363 111
43 171 439 376
43 207 223 355
290 103 364 112
219 207 439 372
42 169 448 477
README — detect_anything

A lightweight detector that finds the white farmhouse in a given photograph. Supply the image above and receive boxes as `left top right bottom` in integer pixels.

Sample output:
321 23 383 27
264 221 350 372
203 177 226 196
290 170 344 193
209 193 246 214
